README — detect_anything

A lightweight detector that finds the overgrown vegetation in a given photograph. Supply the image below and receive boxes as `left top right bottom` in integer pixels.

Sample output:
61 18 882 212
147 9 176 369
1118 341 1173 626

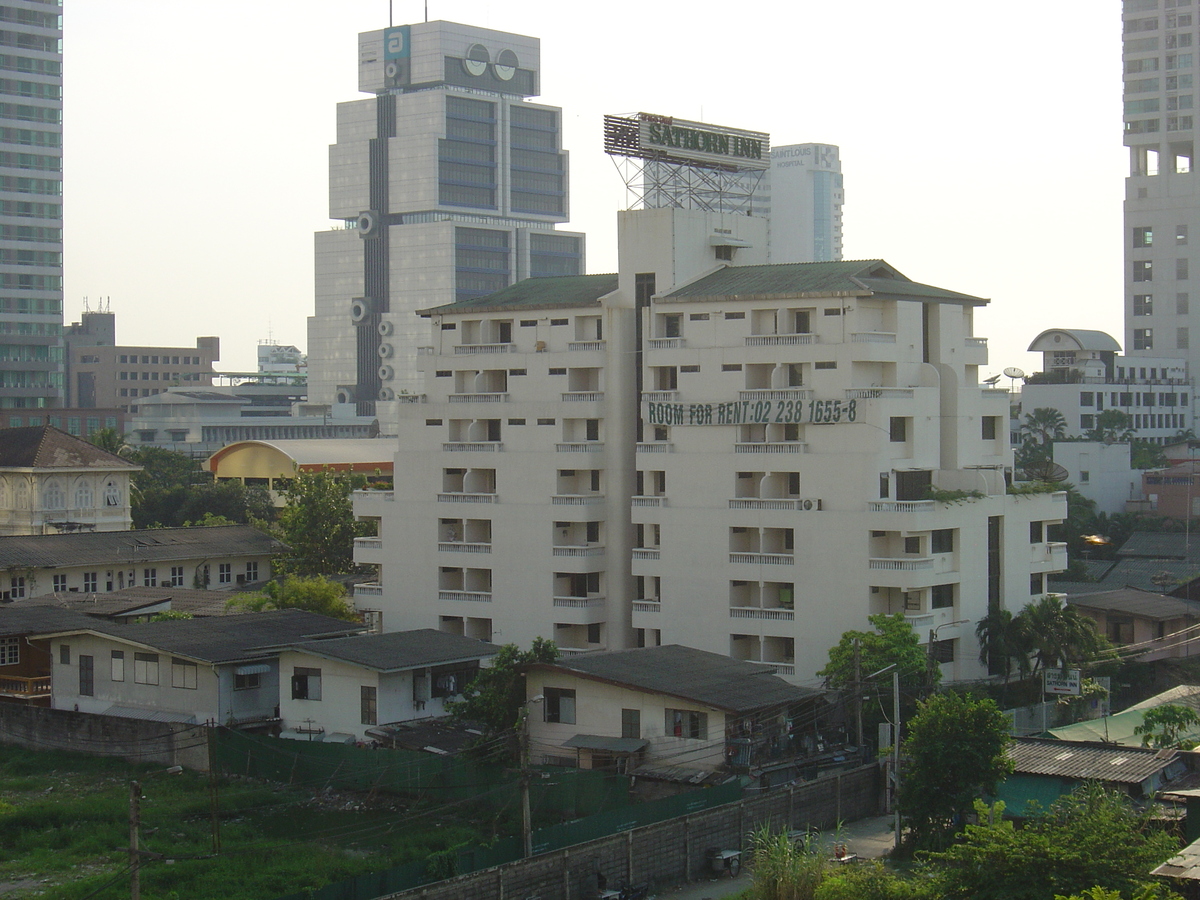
226 574 357 621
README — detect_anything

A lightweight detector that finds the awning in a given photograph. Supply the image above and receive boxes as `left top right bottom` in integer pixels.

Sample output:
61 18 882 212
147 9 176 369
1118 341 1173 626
103 705 198 725
234 663 271 675
708 234 753 248
562 734 649 754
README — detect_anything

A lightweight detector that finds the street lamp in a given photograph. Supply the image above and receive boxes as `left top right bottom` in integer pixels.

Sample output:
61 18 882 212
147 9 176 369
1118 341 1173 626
927 619 969 686
129 766 183 900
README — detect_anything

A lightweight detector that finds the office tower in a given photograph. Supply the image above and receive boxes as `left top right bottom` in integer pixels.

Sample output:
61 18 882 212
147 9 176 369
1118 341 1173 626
307 21 584 420
766 143 843 263
0 0 62 409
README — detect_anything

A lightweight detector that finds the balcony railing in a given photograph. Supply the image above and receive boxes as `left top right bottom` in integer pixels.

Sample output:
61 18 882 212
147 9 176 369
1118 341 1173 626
632 496 666 507
845 388 914 399
552 494 605 506
867 500 935 512
636 443 674 453
396 394 427 403
354 583 384 597
568 340 606 351
648 337 685 349
443 442 503 451
632 548 661 560
729 607 795 621
738 389 813 401
965 337 988 349
454 343 515 355
417 346 435 356
641 390 679 402
438 541 491 553
562 391 604 402
553 545 606 557
869 557 935 571
438 590 492 602
556 442 604 452
632 600 661 614
0 675 50 697
733 443 806 454
744 334 819 347
729 552 795 565
448 393 509 402
353 490 395 502
437 492 497 503
765 662 796 676
850 332 897 344
552 596 605 609
354 537 383 551
905 613 935 630
728 498 821 511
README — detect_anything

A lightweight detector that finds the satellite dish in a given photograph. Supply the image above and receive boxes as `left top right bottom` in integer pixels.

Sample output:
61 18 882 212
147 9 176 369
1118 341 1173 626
1023 459 1070 482
982 374 1002 386
1003 366 1026 379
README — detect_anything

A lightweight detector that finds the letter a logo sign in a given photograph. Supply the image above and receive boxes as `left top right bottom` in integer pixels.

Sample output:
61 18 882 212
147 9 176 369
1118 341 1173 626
384 26 410 60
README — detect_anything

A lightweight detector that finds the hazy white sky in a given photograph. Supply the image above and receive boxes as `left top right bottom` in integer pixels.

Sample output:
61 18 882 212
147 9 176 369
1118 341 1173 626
65 1 1124 375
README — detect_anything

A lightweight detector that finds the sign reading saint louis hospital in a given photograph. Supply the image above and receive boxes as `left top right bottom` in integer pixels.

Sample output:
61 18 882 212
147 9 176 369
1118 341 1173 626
646 397 862 426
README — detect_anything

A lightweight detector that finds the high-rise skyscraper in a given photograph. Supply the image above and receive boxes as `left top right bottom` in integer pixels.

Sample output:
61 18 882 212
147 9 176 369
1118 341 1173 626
0 1 63 410
307 21 584 419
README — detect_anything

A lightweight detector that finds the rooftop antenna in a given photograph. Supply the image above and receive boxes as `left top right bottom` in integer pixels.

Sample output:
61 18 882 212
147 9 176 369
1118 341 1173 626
388 0 392 26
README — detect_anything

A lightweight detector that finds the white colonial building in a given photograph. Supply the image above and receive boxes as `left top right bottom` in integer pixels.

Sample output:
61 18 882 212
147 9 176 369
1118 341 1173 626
353 207 1066 683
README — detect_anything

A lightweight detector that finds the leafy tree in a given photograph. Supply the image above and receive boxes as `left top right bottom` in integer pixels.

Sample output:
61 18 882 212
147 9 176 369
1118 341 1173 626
276 468 370 576
1131 440 1168 470
226 575 357 621
87 426 133 458
923 786 1181 900
1089 409 1135 444
975 609 1033 692
446 638 558 757
147 611 193 622
128 446 205 528
1134 704 1200 749
897 692 1013 851
1015 595 1109 673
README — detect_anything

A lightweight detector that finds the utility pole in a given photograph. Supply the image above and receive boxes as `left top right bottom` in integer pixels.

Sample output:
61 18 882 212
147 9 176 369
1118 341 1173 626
892 670 901 853
520 706 532 858
853 638 863 750
129 780 141 900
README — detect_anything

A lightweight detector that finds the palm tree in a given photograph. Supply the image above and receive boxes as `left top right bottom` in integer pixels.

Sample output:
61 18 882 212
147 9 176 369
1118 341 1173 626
1089 409 1135 444
1020 407 1068 446
976 609 1033 691
1015 595 1107 673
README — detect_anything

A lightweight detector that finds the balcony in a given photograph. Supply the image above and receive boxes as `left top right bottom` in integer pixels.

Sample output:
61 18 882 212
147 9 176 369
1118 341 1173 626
765 662 796 676
632 600 661 614
438 590 492 602
552 596 606 609
443 442 503 452
869 557 935 571
354 536 385 565
729 552 795 565
964 336 988 365
641 390 679 402
448 393 510 403
632 496 666 507
562 391 604 402
454 343 515 355
744 334 819 347
552 596 607 625
0 675 50 699
738 389 813 402
729 607 796 621
551 494 605 506
353 489 394 504
1031 541 1068 571
845 388 914 400
648 337 685 349
904 613 935 630
728 498 821 511
354 583 384 598
556 442 604 453
850 332 897 344
438 541 492 554
417 346 435 356
636 443 674 453
733 443 806 454
396 394 427 403
354 537 383 551
867 500 935 513
552 545 606 557
568 340 606 351
437 492 497 504
632 548 661 560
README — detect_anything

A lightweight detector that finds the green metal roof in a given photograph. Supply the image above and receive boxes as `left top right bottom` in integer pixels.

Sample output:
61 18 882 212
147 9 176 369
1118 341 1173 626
423 274 618 316
662 260 988 306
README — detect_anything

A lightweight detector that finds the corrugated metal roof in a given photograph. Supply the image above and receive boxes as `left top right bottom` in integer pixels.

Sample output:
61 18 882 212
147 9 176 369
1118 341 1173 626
0 605 99 636
0 525 285 569
286 629 499 672
0 426 140 471
562 734 649 753
1068 587 1200 621
1097 558 1200 593
102 704 198 724
423 274 618 315
1153 838 1200 882
529 644 818 714
1117 532 1200 561
661 260 987 306
1011 736 1176 784
23 586 247 618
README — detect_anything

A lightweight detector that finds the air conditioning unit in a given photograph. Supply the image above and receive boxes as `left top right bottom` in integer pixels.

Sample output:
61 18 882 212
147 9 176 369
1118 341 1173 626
350 297 373 323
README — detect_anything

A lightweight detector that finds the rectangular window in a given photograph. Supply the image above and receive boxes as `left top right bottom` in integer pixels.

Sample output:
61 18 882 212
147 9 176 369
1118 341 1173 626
1080 414 1095 429
931 529 954 553
1030 521 1044 543
1134 260 1154 282
171 658 198 690
246 561 258 582
0 636 18 665
621 708 641 739
59 644 69 665
931 584 955 609
9 576 25 598
814 361 837 369
981 416 998 440
1134 294 1153 315
1031 573 1045 594
904 536 922 554
361 685 378 726
1181 327 1190 349
111 650 124 682
889 416 907 442
1180 225 1190 245
544 687 577 724
170 566 184 587
134 652 159 685
1133 225 1154 247
78 655 93 696
291 667 322 700
52 573 66 592
666 708 708 739
1134 328 1154 350
1180 259 1191 280
143 568 156 587
931 639 955 664
1080 392 1094 406
218 563 231 584
234 672 260 690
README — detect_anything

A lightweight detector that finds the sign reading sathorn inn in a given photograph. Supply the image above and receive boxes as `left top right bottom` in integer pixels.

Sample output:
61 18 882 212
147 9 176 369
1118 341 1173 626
646 397 863 426
603 112 771 172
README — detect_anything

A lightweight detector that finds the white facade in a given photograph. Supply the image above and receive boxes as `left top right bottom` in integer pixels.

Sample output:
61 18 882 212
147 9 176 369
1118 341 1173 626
307 21 583 424
355 207 1066 683
1052 441 1140 516
765 143 844 263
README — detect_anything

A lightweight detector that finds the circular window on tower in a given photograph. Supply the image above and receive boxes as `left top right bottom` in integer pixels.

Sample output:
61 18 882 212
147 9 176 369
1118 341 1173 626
494 48 518 81
463 43 489 77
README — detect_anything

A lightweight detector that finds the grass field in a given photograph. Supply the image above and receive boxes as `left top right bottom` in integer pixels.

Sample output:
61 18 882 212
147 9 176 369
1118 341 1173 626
0 745 502 900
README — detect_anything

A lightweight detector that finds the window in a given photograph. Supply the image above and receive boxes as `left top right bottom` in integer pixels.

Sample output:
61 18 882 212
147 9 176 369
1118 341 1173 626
1180 292 1190 314
1030 521 1044 543
544 687 576 724
904 536 921 554
814 361 837 369
889 417 907 442
1134 294 1153 315
111 650 124 682
982 416 998 440
931 529 954 553
1180 225 1190 245
291 667 322 700
931 584 955 609
1080 392 1094 407
1080 414 1095 429
666 708 707 739
9 576 24 599
218 563 231 584
361 685 378 725
143 568 156 587
52 574 66 592
1080 470 1091 483
246 562 258 582
0 636 18 666
1134 328 1154 350
134 652 159 685
621 708 641 739
1134 260 1153 282
1180 327 1190 349
78 655 93 696
1133 226 1153 248
930 639 955 664
1031 573 1045 595
59 644 69 665
170 566 184 587
234 672 260 690
171 658 198 689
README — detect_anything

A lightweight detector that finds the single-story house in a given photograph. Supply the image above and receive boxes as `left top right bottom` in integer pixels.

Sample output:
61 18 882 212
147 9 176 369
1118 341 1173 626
0 605 98 705
1048 686 1200 748
0 524 285 599
524 644 822 780
39 609 364 726
276 629 498 742
1067 587 1200 660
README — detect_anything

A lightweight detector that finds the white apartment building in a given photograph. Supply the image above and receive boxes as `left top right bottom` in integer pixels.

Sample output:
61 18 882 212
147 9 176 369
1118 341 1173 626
307 21 583 422
354 207 1066 683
